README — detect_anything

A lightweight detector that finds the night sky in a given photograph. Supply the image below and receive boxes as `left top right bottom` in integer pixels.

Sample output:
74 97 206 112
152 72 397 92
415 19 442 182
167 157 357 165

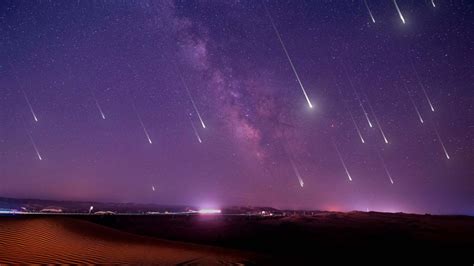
1 0 473 214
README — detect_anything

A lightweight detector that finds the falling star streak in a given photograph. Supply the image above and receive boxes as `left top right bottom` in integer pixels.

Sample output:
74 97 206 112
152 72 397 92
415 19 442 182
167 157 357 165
264 4 313 109
348 109 366 143
364 0 376 23
377 150 394 184
189 116 203 143
431 0 436 8
27 132 42 160
7 60 38 122
90 88 105 120
404 83 424 124
393 0 406 24
364 93 389 144
333 141 353 181
410 61 435 112
341 62 373 128
179 75 206 129
152 185 156 191
22 90 38 122
433 125 450 159
289 158 304 188
132 102 152 144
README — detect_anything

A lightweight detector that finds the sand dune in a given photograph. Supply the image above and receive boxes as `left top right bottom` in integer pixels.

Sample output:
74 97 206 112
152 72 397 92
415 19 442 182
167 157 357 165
0 217 261 264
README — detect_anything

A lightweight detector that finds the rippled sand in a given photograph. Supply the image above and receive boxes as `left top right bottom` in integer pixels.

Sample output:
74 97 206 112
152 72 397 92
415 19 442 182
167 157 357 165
0 217 260 264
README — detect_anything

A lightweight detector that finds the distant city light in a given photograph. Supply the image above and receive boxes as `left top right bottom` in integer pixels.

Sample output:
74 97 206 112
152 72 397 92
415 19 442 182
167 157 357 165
198 209 221 214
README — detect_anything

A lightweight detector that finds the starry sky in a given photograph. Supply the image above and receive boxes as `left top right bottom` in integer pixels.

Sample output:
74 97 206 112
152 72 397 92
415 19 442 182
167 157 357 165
1 0 473 214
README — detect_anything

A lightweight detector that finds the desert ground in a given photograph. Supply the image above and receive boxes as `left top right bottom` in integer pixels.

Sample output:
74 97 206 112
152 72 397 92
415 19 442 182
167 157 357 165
0 216 264 264
1 211 473 264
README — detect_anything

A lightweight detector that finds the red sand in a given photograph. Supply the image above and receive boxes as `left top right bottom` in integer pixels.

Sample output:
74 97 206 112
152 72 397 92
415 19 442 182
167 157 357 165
0 217 262 264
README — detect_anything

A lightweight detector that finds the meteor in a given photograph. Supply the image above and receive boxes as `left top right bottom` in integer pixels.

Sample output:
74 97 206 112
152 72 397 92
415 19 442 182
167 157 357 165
189 115 203 143
89 206 93 214
179 75 206 129
410 61 435 112
341 62 373 128
365 93 389 144
433 125 450 159
393 0 406 24
332 140 353 181
27 132 42 160
152 185 156 191
348 108 366 144
7 60 38 122
89 88 106 119
289 158 304 188
22 90 38 122
364 0 376 23
404 83 424 124
264 4 313 108
431 0 436 8
377 150 394 184
132 102 152 144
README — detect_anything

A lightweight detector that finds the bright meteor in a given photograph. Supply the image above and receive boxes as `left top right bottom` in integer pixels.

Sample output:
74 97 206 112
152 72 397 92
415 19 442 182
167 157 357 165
27 132 42 160
333 140 353 181
8 60 38 122
90 88 106 120
431 0 436 8
410 61 435 112
377 150 394 184
179 75 206 129
433 125 450 159
364 0 376 23
189 115 203 143
404 83 424 124
365 93 389 144
22 90 38 122
132 102 152 144
265 4 313 109
393 0 406 24
341 62 373 128
349 107 365 144
289 158 304 188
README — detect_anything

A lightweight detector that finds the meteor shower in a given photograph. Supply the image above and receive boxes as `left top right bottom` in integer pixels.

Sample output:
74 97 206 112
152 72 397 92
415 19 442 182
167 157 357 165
1 0 473 264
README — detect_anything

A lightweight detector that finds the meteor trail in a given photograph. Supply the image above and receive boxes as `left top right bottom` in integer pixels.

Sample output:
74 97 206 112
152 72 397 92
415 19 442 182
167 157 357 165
404 83 424 124
7 60 39 122
22 90 38 122
289 158 304 188
377 150 394 184
433 125 450 159
364 0 376 23
264 4 313 109
152 186 156 191
349 108 366 144
179 75 206 129
393 0 406 24
132 102 152 144
27 132 42 160
89 88 106 119
341 62 373 128
364 93 389 144
431 0 436 8
189 115 203 143
410 61 435 112
333 140 353 181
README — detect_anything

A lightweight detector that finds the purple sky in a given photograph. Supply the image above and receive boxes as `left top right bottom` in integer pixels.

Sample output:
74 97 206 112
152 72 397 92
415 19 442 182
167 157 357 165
1 0 473 214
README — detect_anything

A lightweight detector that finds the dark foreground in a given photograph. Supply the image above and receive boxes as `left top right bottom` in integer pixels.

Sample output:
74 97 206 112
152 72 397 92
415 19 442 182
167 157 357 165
1 212 473 264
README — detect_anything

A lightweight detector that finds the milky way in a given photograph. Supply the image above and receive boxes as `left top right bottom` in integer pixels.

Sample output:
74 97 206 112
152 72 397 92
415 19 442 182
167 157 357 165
1 0 472 215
